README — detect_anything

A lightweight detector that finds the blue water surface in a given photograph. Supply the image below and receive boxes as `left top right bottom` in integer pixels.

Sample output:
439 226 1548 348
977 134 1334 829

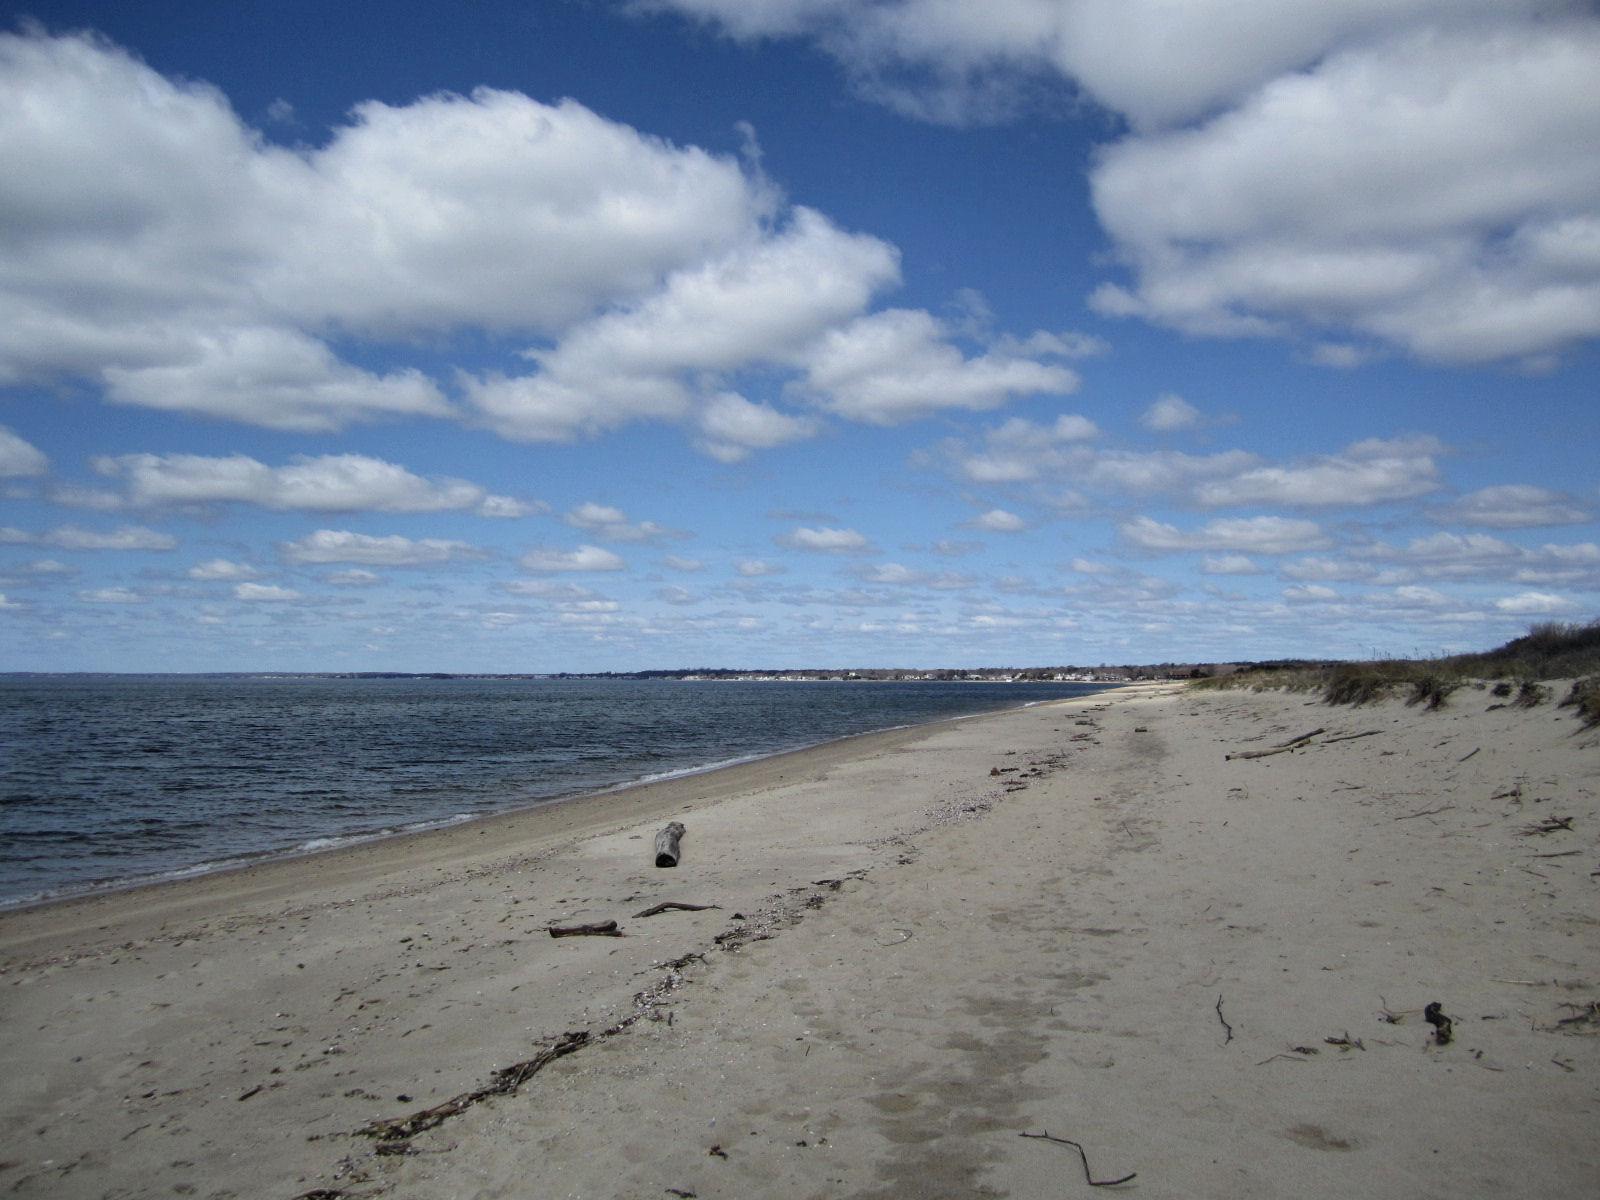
0 676 1111 905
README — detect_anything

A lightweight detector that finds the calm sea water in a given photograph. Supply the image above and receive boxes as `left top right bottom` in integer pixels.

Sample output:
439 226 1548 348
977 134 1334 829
0 676 1110 907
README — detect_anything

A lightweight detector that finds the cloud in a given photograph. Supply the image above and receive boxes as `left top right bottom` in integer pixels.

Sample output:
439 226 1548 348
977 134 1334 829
1084 448 1262 497
1281 556 1377 583
1194 436 1443 507
736 558 784 576
187 558 260 581
663 555 705 572
1367 531 1522 565
4 524 179 551
77 586 143 604
99 329 451 432
1318 532 1600 590
696 392 817 461
519 545 627 572
1140 393 1202 432
1432 484 1591 528
966 508 1026 533
778 525 872 553
464 208 898 443
646 1 1546 128
1283 583 1339 603
1091 18 1600 364
96 453 494 513
4 31 1095 452
0 425 47 476
281 530 482 565
1122 514 1330 554
951 413 1099 483
1201 554 1261 575
1493 590 1577 614
234 582 301 602
562 502 684 543
800 308 1079 424
501 580 600 600
46 485 125 511
858 562 975 590
0 29 767 428
650 5 1600 366
478 495 540 518
327 569 381 587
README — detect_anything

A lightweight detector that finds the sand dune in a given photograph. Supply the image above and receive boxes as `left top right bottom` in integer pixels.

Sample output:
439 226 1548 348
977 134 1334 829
3 682 1597 1199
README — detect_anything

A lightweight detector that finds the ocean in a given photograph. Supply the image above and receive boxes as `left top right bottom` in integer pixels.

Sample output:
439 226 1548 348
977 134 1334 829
0 675 1111 907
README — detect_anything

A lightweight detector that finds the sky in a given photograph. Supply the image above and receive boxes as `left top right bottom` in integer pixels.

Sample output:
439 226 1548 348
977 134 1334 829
1 1 1597 673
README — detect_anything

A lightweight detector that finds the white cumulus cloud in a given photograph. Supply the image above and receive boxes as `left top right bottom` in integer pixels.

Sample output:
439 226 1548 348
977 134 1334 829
778 525 873 553
14 525 179 551
801 308 1079 424
562 502 684 543
1493 590 1577 614
1140 393 1202 432
0 425 47 476
967 508 1026 533
1122 514 1330 554
281 530 482 566
97 453 491 513
648 4 1600 365
1194 436 1442 507
188 559 260 581
520 545 627 572
1090 19 1600 364
1433 484 1591 529
0 29 765 429
234 582 301 602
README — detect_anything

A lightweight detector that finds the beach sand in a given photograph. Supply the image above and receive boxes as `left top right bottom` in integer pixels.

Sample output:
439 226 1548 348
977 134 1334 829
2 682 1597 1199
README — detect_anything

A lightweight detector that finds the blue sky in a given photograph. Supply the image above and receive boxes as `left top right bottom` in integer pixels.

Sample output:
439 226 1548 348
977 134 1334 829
1 0 1597 672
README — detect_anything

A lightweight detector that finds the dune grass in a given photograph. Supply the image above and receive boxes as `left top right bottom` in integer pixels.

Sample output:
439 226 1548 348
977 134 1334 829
1194 620 1600 724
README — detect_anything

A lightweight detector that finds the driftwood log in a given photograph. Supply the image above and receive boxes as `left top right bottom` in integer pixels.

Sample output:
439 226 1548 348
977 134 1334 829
655 821 686 868
549 920 622 938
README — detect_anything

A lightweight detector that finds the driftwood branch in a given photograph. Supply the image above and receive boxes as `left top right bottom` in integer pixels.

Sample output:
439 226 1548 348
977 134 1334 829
1458 746 1481 763
1225 728 1324 761
1019 1132 1137 1186
359 1030 592 1140
1279 727 1326 748
549 920 622 938
655 822 686 868
633 901 720 918
1322 730 1383 744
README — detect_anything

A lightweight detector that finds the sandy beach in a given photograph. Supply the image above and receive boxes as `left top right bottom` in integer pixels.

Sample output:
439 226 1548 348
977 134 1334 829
3 681 1597 1199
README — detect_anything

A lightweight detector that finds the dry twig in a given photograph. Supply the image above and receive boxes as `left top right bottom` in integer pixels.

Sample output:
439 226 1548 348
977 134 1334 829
1394 804 1455 821
1019 1132 1137 1186
633 902 720 918
1215 994 1234 1044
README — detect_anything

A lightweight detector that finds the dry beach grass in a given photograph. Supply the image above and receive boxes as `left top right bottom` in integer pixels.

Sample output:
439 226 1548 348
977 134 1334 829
2 677 1597 1198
